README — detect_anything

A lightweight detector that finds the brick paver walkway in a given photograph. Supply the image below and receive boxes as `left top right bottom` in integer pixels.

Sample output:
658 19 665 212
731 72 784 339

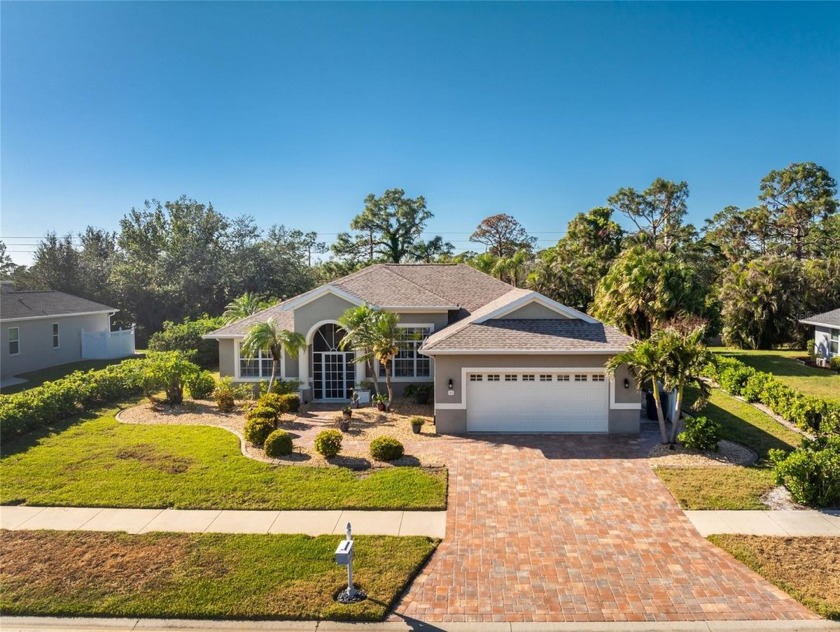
392 433 817 624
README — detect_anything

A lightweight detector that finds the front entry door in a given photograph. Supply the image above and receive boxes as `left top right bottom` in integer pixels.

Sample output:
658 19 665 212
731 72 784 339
314 351 355 400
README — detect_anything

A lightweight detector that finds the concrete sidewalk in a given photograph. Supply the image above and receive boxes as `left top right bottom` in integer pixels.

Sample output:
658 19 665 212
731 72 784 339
3 616 839 631
686 509 840 536
0 506 446 538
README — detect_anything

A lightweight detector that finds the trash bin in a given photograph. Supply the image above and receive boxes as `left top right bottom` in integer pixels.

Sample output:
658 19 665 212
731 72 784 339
645 391 669 420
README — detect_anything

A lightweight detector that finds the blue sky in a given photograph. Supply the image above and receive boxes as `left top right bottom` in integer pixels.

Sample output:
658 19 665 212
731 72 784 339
2 1 838 264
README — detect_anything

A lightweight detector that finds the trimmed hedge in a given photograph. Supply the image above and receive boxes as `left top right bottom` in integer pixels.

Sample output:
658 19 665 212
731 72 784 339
711 356 840 436
264 429 293 457
770 436 840 507
314 429 342 458
0 359 145 441
244 417 275 446
678 415 721 452
370 436 404 462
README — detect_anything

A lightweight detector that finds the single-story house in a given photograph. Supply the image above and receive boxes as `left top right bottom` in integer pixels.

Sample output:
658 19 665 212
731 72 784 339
800 307 840 361
205 264 641 434
0 282 135 379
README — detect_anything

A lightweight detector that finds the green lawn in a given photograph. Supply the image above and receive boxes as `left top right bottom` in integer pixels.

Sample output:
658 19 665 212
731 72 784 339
0 404 447 510
654 388 801 510
713 348 840 403
0 355 143 395
0 530 437 621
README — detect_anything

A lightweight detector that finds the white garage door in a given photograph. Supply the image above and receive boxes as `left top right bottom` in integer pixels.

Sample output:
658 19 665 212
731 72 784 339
466 371 609 433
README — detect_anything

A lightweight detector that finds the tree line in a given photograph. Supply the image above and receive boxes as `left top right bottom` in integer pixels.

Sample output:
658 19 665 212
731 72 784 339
2 163 837 348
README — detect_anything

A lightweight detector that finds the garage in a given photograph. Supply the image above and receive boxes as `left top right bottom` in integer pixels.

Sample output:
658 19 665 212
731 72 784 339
465 371 609 433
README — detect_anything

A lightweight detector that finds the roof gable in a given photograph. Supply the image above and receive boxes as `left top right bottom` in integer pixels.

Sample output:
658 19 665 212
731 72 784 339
800 307 840 329
476 292 597 324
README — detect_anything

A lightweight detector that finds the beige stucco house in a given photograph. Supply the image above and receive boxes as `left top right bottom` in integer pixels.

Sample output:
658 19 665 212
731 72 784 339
206 264 641 434
0 283 134 380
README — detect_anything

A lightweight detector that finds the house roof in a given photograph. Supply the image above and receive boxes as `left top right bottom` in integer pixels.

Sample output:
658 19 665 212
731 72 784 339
800 308 840 329
420 319 635 354
0 286 117 321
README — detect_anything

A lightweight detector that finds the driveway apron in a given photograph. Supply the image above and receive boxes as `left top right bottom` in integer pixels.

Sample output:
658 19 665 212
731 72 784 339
393 433 817 623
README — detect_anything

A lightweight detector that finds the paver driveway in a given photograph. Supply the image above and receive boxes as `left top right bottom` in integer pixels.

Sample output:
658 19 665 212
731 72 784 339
392 430 817 623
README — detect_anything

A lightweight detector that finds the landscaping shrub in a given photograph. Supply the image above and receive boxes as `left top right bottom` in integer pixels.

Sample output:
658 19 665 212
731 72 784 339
256 393 288 416
264 429 293 457
136 351 200 405
678 415 722 452
279 393 300 414
244 417 275 446
246 405 277 424
147 316 223 368
0 360 146 441
370 436 404 462
770 436 840 507
314 429 343 458
186 370 216 400
741 372 773 403
260 379 302 396
213 378 236 413
831 356 840 372
717 362 756 396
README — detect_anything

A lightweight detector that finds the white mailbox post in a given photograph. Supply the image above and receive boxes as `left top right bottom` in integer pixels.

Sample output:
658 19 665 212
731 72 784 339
335 522 361 601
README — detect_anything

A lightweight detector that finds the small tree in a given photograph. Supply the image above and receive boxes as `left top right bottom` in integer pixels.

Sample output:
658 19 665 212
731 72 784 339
338 306 400 406
338 305 380 396
241 318 306 393
607 337 669 444
138 351 200 405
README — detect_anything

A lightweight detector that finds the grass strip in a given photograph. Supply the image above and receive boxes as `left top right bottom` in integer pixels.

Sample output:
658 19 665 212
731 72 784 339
0 530 438 621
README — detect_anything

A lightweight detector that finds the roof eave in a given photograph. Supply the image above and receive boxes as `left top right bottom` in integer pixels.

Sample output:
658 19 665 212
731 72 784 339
799 319 840 328
0 309 118 323
420 347 630 356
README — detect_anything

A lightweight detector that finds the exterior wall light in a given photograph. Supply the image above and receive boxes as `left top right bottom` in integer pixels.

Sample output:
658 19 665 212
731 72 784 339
448 378 454 390
624 378 631 389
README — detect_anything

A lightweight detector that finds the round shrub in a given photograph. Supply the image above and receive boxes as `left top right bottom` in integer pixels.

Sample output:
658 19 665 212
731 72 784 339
370 436 404 462
677 415 721 452
246 405 278 424
770 436 840 507
256 393 288 415
315 429 343 458
264 429 293 457
244 417 275 446
830 356 840 372
186 370 216 400
279 393 300 414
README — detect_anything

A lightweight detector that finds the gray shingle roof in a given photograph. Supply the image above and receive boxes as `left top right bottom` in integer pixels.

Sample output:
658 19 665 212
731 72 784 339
0 287 117 321
800 308 840 328
421 319 634 353
206 301 296 337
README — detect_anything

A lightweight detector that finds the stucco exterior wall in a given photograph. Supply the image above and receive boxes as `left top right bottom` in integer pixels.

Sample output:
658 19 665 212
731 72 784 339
218 339 236 378
1 313 110 378
814 325 835 359
431 353 640 435
502 303 571 319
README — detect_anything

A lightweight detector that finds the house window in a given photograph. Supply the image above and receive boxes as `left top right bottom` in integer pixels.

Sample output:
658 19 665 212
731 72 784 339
8 327 19 355
487 374 500 382
239 348 273 378
831 329 840 356
522 374 535 381
52 323 60 348
378 326 432 378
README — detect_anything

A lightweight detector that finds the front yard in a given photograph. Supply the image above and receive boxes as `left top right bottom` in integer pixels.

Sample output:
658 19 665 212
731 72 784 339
709 535 840 620
714 348 840 403
0 530 437 621
654 388 803 509
0 403 447 510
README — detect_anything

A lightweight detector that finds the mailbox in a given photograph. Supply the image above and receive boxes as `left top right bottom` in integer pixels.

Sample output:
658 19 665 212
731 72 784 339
335 538 354 565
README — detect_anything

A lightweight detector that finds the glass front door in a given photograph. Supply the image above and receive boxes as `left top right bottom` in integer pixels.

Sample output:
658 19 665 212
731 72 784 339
313 351 355 400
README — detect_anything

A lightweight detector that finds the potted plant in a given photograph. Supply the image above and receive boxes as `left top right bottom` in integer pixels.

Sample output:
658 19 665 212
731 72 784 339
374 393 389 412
342 405 353 419
410 416 424 434
335 412 350 433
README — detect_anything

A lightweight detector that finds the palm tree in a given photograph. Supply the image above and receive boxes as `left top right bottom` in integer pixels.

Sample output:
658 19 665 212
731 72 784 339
241 318 306 393
222 293 267 324
338 306 400 407
607 336 669 444
659 326 716 444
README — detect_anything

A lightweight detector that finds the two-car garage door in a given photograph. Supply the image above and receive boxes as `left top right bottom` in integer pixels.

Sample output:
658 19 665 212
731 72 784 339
466 371 609 433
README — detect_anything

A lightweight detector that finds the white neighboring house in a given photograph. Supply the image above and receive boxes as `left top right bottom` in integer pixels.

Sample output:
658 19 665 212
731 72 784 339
0 282 135 379
799 307 840 363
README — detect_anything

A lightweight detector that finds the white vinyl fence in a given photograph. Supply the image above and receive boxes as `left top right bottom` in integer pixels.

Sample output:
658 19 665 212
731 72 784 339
81 327 136 360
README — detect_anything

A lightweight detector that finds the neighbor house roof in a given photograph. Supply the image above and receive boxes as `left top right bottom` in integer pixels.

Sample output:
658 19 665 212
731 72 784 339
800 308 840 329
206 264 513 339
0 286 117 322
421 319 634 354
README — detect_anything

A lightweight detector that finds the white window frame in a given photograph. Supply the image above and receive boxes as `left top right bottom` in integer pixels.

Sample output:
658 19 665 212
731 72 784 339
52 322 60 349
377 323 434 381
234 341 284 381
831 328 839 356
8 327 20 356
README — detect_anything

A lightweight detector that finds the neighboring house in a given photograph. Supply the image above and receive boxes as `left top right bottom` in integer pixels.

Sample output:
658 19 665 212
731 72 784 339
800 307 840 361
206 264 641 434
0 282 135 379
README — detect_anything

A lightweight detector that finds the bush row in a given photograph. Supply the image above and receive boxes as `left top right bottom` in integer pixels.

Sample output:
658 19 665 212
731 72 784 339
711 356 840 436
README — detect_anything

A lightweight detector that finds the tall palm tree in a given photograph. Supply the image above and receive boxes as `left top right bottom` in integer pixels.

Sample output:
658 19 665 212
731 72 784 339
222 293 268 324
607 336 669 444
338 306 400 406
660 326 716 444
241 318 306 393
